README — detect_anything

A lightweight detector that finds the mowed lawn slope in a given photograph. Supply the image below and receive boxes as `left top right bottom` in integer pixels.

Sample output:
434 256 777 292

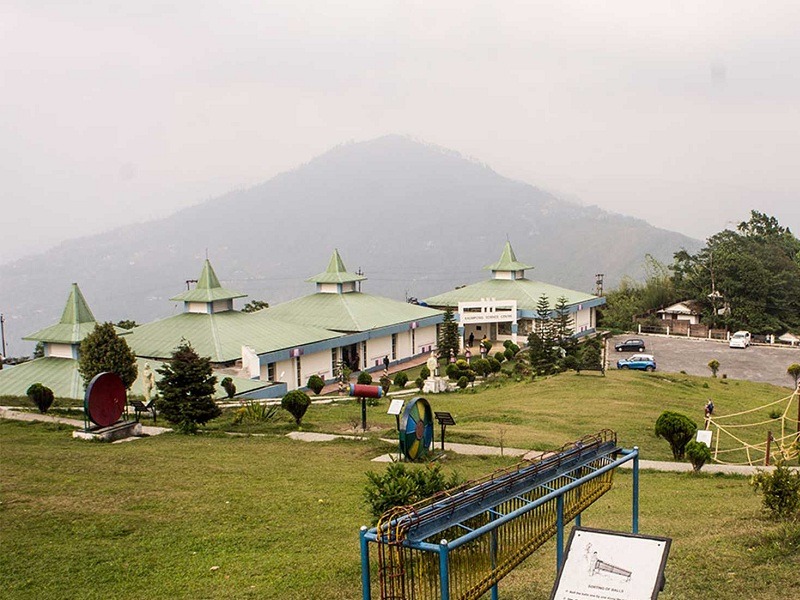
2 371 798 599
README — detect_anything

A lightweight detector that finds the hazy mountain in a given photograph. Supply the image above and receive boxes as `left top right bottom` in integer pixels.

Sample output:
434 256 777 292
0 135 700 355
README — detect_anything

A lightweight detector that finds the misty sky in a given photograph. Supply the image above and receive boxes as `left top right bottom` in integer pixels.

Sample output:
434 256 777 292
2 1 799 264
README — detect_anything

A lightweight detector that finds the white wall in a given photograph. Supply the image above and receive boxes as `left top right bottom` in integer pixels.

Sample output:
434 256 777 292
415 325 437 353
575 308 592 333
366 336 392 368
301 350 333 381
187 302 208 314
47 343 74 359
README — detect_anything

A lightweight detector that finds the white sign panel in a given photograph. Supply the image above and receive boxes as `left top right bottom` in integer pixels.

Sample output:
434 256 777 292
551 528 670 600
460 311 515 324
387 399 405 416
696 430 712 447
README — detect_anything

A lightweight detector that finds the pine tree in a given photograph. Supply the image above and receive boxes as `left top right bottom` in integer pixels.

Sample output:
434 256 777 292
78 322 138 390
155 341 220 434
438 306 460 359
553 296 574 341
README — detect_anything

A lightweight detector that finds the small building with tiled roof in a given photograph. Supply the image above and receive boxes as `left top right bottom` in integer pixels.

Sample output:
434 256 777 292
262 249 442 374
423 242 604 347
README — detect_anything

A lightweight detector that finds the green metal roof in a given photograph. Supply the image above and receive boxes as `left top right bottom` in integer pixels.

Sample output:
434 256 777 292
423 278 599 312
0 357 269 401
170 260 247 303
264 292 442 333
306 249 366 284
125 310 343 363
23 283 126 344
484 242 534 272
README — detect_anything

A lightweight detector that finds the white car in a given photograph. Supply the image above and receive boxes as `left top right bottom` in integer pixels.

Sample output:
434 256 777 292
729 331 751 349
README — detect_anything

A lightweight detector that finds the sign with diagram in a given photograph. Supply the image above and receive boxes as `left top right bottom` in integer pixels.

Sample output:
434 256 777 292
551 527 671 600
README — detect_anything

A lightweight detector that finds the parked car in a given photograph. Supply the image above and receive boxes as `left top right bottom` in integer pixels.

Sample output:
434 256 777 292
729 331 751 349
617 354 656 371
615 338 646 352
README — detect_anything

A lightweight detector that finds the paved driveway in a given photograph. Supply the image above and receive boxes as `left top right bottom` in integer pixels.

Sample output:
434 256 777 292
608 334 800 388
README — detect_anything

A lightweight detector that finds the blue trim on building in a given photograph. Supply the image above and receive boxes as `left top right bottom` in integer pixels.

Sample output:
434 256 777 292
255 314 443 366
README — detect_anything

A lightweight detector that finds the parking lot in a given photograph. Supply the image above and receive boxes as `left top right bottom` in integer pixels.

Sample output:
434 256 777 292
607 334 800 389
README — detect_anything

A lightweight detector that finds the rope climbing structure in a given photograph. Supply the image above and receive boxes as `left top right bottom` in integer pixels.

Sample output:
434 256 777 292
705 389 800 466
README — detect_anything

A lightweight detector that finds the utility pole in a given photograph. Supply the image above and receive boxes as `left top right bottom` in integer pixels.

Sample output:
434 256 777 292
356 268 363 292
0 313 7 359
595 274 604 296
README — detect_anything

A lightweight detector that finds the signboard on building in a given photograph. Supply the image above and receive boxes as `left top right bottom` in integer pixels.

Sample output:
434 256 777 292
551 527 671 600
458 299 517 324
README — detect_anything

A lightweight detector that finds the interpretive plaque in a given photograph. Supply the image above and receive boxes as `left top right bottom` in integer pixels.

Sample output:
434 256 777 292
387 399 405 416
551 527 670 600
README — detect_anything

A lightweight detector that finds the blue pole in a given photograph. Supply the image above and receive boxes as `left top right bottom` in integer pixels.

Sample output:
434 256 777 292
490 518 499 600
439 539 450 600
632 446 640 534
360 526 371 600
575 512 582 528
556 495 564 574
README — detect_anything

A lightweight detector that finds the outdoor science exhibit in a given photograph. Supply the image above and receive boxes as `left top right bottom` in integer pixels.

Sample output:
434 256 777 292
359 416 670 600
75 371 143 442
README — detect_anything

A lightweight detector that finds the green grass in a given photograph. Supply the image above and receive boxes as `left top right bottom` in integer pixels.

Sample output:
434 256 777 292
1 419 798 599
2 371 798 598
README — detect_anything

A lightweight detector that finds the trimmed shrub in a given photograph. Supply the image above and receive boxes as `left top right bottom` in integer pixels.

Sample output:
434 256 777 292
415 377 425 390
503 348 514 361
307 374 325 395
455 359 468 369
488 358 501 373
457 376 468 389
393 372 408 388
685 440 712 472
708 360 720 378
446 363 460 380
503 340 513 349
471 358 490 377
281 390 311 427
655 411 697 460
420 366 431 379
26 383 54 414
494 351 506 363
562 355 580 372
221 377 236 399
357 371 373 385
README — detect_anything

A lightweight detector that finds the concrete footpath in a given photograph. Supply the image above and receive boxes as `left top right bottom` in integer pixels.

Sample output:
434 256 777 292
3 407 795 474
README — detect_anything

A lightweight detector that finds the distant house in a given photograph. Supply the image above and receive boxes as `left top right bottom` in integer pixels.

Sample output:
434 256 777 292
423 242 604 347
656 301 703 325
778 332 800 346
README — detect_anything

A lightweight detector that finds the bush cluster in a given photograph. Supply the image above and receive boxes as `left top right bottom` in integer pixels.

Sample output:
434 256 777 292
363 463 463 522
357 371 373 385
393 372 409 388
751 461 800 520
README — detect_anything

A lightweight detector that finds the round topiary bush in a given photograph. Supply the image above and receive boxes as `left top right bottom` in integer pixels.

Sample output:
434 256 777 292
415 376 425 390
393 372 408 388
471 358 490 377
357 371 373 385
654 411 697 460
685 440 712 472
306 374 325 395
457 376 468 389
220 376 237 399
446 363 460 380
420 366 431 379
494 351 506 363
503 340 513 349
503 347 515 361
281 390 311 427
26 383 54 414
488 358 502 373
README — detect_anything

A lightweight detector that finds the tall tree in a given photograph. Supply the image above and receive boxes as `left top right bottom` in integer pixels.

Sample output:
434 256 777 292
672 211 800 333
155 341 220 434
78 322 138 390
553 295 574 342
438 306 460 359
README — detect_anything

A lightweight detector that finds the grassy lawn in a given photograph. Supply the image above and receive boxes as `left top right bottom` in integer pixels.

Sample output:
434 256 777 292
1 419 798 599
2 370 798 599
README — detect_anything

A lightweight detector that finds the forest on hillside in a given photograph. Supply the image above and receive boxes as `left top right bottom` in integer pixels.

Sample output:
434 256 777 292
600 211 800 335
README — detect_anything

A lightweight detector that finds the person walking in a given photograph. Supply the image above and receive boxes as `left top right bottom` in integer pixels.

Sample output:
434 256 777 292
468 332 474 348
383 355 390 377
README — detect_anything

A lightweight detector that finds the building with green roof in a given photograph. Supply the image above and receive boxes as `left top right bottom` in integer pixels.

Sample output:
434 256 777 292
263 249 442 375
423 242 604 347
0 282 265 401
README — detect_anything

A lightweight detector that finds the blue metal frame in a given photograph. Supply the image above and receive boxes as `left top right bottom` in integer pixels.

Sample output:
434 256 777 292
360 443 640 600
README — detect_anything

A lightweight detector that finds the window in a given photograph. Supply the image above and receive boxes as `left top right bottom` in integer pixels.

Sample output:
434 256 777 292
331 348 338 374
411 329 416 353
361 341 367 369
295 357 302 388
391 334 397 360
267 363 275 382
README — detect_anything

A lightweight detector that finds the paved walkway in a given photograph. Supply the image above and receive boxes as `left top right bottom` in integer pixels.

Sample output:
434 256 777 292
0 407 171 437
4 407 795 474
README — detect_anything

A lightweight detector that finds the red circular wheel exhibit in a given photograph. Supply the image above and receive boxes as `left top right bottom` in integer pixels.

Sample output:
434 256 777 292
84 372 127 427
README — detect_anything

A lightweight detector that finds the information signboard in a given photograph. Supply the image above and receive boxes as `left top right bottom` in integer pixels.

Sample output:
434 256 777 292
551 527 671 600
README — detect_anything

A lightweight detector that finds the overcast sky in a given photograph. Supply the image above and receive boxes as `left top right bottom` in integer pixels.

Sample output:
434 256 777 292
2 1 799 264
